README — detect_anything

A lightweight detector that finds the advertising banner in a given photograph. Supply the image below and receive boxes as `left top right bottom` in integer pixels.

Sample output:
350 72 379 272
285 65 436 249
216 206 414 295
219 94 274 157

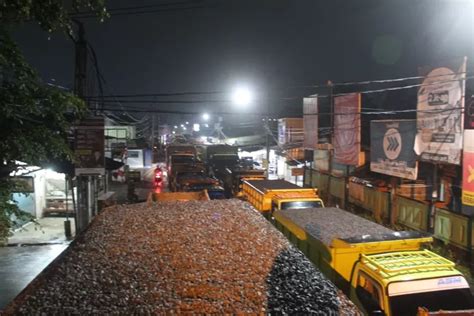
414 58 467 165
75 116 105 175
333 93 361 165
278 118 304 145
465 95 474 129
462 130 474 206
278 120 286 145
371 120 418 180
303 96 318 149
291 168 304 177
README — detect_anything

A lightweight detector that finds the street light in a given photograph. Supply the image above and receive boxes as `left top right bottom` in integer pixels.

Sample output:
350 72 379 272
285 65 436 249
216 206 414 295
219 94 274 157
232 87 253 106
202 113 210 121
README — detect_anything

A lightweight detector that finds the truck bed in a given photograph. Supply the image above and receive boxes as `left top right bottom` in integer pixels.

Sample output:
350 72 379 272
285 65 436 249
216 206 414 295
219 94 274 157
3 200 359 315
246 179 302 192
276 207 394 246
147 190 210 202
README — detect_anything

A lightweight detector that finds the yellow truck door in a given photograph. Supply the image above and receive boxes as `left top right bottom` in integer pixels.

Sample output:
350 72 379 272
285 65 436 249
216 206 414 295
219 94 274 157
350 264 388 315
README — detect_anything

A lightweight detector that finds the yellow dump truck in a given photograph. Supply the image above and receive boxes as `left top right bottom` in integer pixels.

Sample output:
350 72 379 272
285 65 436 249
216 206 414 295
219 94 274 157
147 190 210 204
242 179 324 217
223 168 266 197
273 207 474 316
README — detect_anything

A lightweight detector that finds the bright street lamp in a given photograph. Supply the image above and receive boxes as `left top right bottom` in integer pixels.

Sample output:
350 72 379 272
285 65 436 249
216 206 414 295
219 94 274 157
202 113 210 121
232 87 253 106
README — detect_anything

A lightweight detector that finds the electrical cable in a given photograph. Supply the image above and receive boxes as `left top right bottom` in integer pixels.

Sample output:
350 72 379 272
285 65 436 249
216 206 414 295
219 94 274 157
83 72 472 100
71 1 204 16
71 5 211 19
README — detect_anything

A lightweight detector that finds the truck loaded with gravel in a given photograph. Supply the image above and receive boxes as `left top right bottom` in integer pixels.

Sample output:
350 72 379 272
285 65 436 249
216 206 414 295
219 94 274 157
242 179 324 218
222 167 266 197
273 207 474 316
147 190 210 203
2 200 359 315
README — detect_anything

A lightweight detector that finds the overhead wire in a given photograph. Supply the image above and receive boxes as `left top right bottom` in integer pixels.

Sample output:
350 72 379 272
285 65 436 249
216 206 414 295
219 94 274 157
83 71 471 102
70 2 211 19
71 1 203 16
84 75 473 108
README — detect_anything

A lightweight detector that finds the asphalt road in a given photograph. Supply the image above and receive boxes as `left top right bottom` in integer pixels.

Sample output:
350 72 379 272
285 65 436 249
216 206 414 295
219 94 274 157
0 244 68 310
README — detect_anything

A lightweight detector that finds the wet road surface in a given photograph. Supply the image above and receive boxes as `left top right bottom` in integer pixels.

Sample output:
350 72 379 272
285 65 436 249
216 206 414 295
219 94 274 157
0 244 68 310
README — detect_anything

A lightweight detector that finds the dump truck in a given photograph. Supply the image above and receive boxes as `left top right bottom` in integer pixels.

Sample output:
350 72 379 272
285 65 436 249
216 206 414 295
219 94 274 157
147 190 210 204
165 144 196 164
167 155 205 191
273 207 474 316
3 200 359 315
242 179 324 217
222 168 266 197
205 144 240 177
172 170 225 199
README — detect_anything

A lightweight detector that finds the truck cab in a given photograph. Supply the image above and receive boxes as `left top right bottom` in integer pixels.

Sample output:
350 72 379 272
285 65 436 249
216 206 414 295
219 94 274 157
349 250 474 316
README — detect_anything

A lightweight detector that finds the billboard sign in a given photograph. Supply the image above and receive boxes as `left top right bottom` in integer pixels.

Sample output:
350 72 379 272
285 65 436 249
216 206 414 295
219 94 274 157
278 120 286 145
371 120 418 180
414 58 467 165
303 96 318 149
465 95 474 129
333 93 361 165
75 116 105 175
462 130 474 207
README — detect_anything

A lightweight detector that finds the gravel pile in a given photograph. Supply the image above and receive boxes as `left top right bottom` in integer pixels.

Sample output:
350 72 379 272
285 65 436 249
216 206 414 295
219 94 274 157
5 200 359 315
278 207 393 246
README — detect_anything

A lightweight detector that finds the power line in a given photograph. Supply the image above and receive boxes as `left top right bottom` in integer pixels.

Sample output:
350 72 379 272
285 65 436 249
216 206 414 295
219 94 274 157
92 105 466 117
71 4 211 19
85 91 223 98
83 75 473 103
300 71 469 89
90 99 228 104
71 1 203 16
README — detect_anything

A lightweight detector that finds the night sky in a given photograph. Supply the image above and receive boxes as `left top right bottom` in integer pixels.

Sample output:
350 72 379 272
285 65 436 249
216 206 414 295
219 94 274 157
11 0 474 123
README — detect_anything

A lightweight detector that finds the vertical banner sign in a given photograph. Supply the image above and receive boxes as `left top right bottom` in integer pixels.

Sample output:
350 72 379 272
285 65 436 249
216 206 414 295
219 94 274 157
333 93 361 165
462 130 474 206
465 95 474 129
278 119 286 145
414 57 467 164
75 116 105 175
371 120 418 180
303 96 318 149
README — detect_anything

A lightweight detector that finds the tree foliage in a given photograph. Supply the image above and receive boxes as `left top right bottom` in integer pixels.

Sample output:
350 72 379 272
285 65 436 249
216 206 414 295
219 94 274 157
0 0 107 240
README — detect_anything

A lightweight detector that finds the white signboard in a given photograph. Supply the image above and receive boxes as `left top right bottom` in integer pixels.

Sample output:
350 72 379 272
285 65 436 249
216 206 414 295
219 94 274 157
414 58 467 165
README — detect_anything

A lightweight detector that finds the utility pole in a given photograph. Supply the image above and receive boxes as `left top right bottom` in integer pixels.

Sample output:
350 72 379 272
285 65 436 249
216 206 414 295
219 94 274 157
74 21 87 99
73 19 90 234
151 114 156 148
265 117 271 178
327 81 334 205
264 91 271 179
